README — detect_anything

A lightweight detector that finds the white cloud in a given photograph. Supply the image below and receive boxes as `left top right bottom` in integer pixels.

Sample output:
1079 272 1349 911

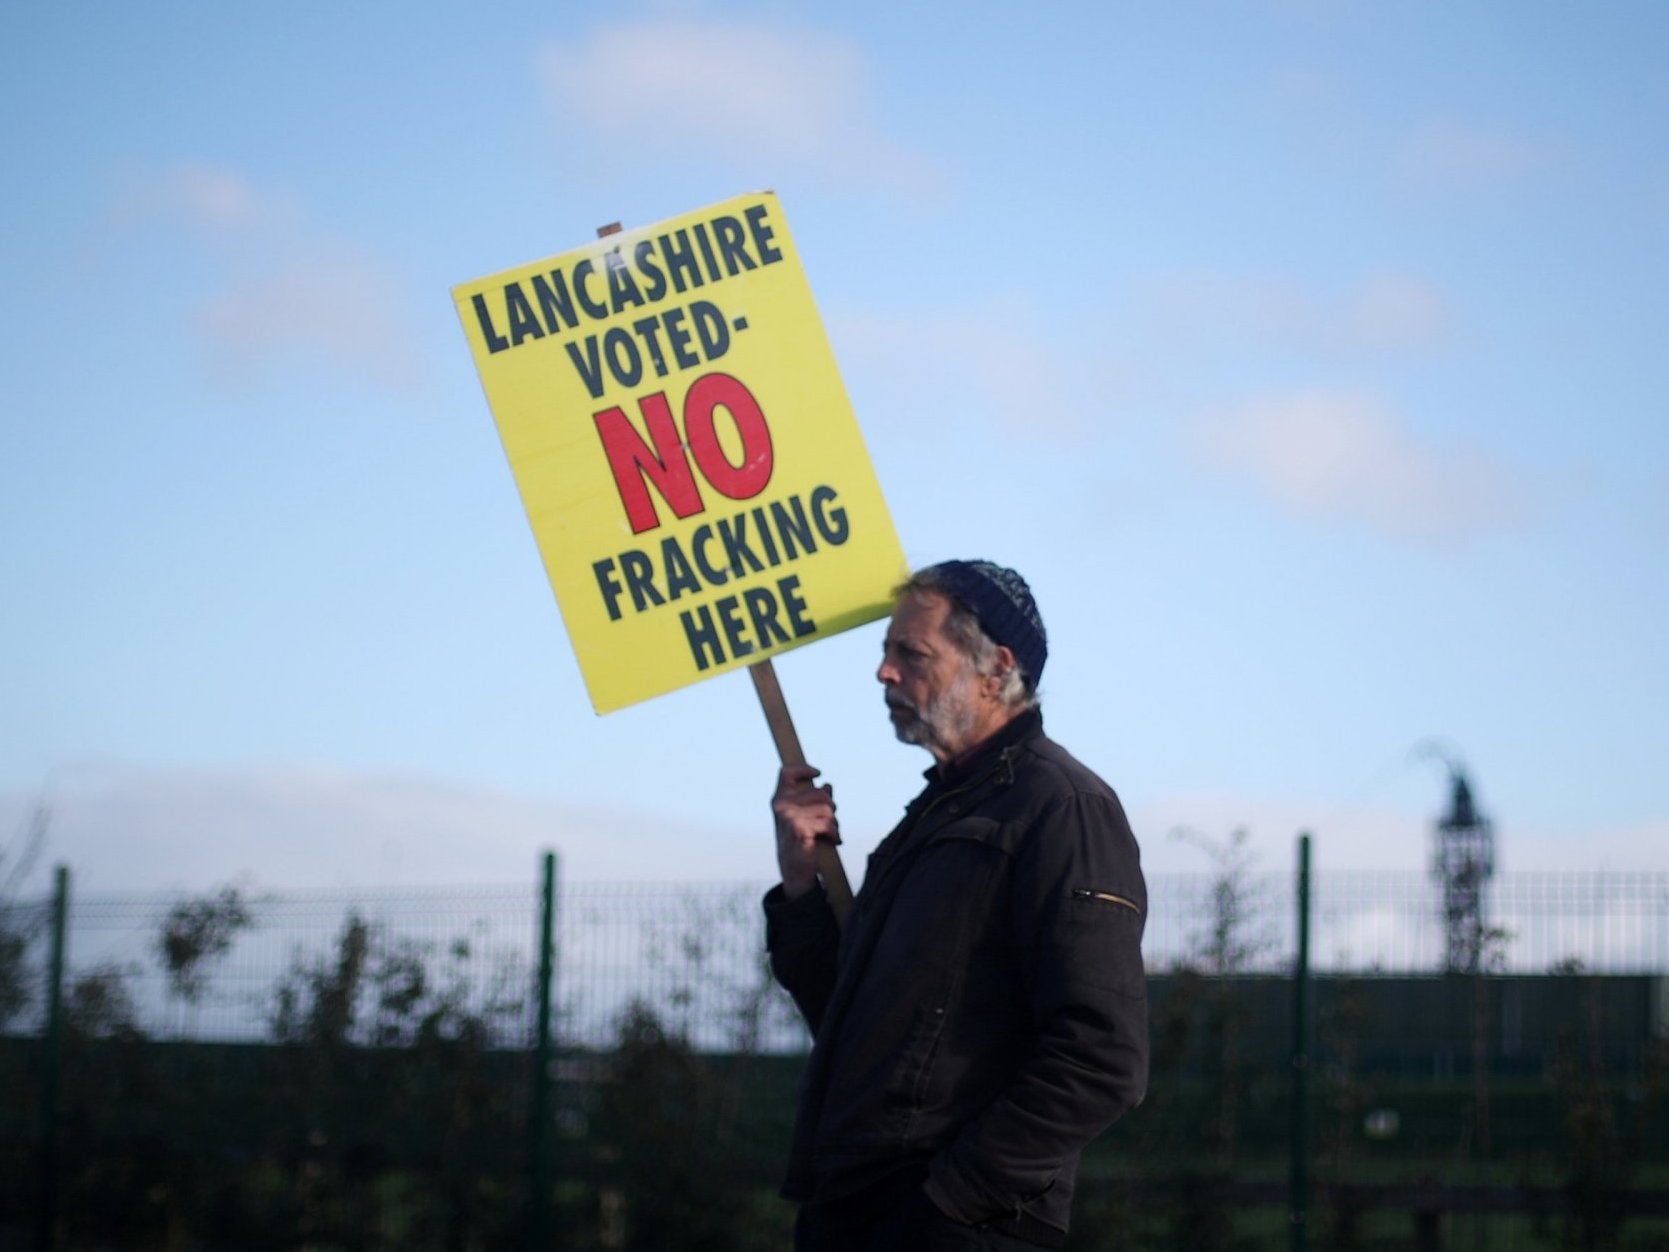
197 249 423 389
1143 273 1312 346
1397 119 1555 185
539 19 952 199
1131 792 1669 878
1345 273 1452 352
109 162 282 234
1136 792 1420 876
1192 389 1531 545
1138 270 1454 357
830 303 1094 438
103 164 419 390
0 762 770 898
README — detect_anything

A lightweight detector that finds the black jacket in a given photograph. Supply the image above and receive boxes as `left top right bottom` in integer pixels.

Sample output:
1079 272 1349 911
765 709 1148 1242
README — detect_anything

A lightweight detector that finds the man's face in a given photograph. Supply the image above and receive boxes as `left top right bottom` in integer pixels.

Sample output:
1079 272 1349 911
877 591 984 762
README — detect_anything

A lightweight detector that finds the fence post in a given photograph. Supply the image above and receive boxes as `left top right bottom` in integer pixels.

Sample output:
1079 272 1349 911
38 863 69 1252
529 850 558 1250
1289 834 1311 1252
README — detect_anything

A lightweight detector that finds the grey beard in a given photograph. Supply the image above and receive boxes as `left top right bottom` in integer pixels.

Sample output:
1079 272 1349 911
888 670 979 755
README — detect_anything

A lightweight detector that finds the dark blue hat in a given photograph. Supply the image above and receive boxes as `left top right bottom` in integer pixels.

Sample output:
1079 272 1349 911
919 559 1047 691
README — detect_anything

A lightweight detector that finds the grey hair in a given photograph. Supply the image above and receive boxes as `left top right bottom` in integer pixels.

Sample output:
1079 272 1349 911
895 571 1038 712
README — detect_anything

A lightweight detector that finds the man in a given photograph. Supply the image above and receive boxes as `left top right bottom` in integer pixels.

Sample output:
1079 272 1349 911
766 560 1148 1250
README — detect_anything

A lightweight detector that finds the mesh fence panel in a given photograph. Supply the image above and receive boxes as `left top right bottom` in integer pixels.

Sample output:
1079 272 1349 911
1145 870 1669 975
2 869 1665 1049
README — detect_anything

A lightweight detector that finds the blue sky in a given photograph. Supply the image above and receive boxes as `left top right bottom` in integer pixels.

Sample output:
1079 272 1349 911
2 2 1665 896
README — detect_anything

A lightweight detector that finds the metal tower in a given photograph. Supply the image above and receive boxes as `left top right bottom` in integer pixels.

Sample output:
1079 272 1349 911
1424 751 1496 973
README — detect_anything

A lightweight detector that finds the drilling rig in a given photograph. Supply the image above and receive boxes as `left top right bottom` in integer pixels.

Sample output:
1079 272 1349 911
1419 744 1496 973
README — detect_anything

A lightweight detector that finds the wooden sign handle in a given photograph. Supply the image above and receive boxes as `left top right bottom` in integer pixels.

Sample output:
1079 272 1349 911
750 659 854 928
593 221 852 927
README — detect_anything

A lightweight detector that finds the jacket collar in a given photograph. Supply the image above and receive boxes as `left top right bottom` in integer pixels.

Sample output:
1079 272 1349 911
926 705 1044 788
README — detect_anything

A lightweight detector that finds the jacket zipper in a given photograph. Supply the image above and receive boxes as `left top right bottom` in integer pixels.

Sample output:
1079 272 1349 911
1072 888 1142 914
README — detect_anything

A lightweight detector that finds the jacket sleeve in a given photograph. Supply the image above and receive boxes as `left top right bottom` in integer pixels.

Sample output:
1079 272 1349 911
763 882 842 1035
926 786 1149 1225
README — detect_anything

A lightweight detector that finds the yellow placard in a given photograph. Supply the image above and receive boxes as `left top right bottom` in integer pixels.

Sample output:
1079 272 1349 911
454 192 907 713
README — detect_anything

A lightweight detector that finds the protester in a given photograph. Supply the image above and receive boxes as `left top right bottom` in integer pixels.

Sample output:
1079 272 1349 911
766 559 1149 1250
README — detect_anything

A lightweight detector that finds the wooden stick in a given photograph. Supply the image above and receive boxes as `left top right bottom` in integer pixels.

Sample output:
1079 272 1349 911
750 659 854 927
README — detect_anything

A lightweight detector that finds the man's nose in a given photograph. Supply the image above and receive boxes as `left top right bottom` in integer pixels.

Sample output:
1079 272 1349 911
877 656 898 685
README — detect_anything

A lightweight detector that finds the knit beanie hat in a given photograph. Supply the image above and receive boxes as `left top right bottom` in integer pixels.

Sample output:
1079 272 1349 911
920 559 1048 691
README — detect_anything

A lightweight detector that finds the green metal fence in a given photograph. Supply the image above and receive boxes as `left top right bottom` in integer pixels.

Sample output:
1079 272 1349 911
2 859 1667 1249
6 866 1664 1048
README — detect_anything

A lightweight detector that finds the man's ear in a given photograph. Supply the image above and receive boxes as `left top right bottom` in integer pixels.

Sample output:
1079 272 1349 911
985 645 1017 694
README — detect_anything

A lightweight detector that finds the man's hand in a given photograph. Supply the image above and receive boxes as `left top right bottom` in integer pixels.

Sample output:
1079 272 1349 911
773 764 839 900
